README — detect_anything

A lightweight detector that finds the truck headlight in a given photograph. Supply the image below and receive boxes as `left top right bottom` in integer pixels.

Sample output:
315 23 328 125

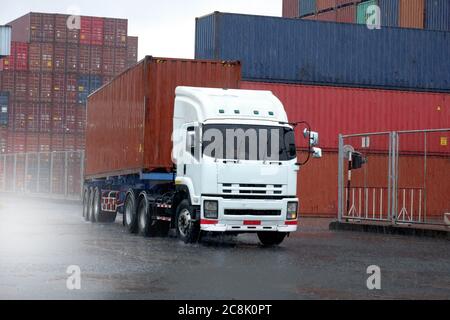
204 200 218 219
287 202 298 220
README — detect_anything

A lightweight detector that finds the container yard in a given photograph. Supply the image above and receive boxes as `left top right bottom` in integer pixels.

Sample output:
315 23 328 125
0 0 448 303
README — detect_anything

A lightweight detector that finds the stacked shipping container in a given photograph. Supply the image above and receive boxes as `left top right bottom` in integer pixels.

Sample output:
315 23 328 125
196 11 449 217
0 12 139 154
284 0 450 31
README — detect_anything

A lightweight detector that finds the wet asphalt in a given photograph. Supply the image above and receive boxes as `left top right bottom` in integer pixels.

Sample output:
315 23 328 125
0 195 449 300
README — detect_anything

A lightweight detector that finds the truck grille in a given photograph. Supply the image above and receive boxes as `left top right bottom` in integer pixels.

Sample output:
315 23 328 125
221 184 283 195
224 209 282 216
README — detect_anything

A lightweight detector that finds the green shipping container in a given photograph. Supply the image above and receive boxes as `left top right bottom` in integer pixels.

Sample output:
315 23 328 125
357 0 378 24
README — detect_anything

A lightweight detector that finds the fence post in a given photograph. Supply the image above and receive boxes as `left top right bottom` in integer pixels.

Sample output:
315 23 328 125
80 151 85 200
49 152 54 195
338 134 344 222
13 154 17 193
36 152 41 193
423 131 428 223
64 151 68 198
2 155 5 191
24 153 29 193
391 132 399 224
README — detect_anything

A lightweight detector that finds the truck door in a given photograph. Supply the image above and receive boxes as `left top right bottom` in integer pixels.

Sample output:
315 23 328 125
180 123 202 198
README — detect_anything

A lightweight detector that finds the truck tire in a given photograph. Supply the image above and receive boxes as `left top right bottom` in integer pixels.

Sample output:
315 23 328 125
93 187 117 223
175 200 200 244
137 196 157 237
124 193 138 233
88 187 96 222
257 232 287 247
82 188 90 221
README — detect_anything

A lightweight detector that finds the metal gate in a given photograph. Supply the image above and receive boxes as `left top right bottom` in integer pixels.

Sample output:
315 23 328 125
0 151 84 200
338 129 450 226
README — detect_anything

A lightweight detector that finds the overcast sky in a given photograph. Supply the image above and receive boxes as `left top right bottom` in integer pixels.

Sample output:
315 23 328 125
1 0 281 59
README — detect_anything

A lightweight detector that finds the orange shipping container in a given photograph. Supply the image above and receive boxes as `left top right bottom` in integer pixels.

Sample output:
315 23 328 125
399 0 425 29
86 57 241 178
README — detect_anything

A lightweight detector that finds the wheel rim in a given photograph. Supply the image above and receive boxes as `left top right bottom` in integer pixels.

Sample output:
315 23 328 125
178 209 191 237
94 189 100 220
125 199 133 226
139 203 147 230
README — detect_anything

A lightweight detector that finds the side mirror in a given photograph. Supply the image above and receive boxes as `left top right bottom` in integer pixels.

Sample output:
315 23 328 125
303 129 319 146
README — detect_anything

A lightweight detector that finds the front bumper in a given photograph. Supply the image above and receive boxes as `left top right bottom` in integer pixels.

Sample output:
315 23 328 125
200 196 298 233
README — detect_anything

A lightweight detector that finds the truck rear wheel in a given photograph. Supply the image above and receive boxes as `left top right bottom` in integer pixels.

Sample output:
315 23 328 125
88 187 96 222
93 187 117 223
82 188 90 221
257 232 287 247
124 193 138 233
175 200 200 244
137 196 157 237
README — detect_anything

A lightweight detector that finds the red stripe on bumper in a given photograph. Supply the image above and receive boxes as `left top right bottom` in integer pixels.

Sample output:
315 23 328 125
285 220 298 225
244 220 261 226
201 219 218 225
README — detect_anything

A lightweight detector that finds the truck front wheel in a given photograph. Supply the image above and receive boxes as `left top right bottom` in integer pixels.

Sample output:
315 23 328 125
176 200 200 244
257 232 287 247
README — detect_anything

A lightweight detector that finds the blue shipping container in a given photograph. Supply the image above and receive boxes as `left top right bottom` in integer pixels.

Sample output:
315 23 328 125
77 75 102 104
426 0 450 31
0 92 9 126
300 0 316 16
379 0 398 28
195 12 450 92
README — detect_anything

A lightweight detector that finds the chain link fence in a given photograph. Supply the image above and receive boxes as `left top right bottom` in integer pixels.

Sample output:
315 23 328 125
0 151 84 200
338 129 450 227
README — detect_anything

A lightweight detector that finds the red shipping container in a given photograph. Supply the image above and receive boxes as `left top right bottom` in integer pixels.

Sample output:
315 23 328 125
317 0 336 12
337 4 356 23
40 73 53 103
116 19 128 47
86 57 241 178
53 73 65 104
15 42 29 71
52 105 65 133
240 81 450 153
26 134 39 152
91 17 104 46
316 9 337 22
28 73 40 102
12 102 27 132
41 43 54 72
65 104 77 133
103 18 116 47
52 134 65 151
64 134 76 151
114 48 127 74
79 45 90 74
29 43 41 71
39 104 51 133
0 42 15 71
55 14 68 43
15 72 28 100
30 13 43 42
337 0 361 7
0 71 14 94
66 74 78 104
39 133 51 152
90 46 102 74
66 45 78 73
76 106 86 134
102 47 115 75
302 14 317 20
54 44 66 73
282 0 300 18
8 132 26 153
26 103 40 133
399 0 424 29
80 16 92 45
42 13 55 42
76 134 85 150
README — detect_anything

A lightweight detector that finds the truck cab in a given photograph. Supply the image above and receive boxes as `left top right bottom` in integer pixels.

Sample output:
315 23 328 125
171 87 320 245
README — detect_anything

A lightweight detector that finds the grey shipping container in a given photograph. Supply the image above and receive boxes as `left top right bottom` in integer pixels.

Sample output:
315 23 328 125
195 12 450 93
0 26 12 57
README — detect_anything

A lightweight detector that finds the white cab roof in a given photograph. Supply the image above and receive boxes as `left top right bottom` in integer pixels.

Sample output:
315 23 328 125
175 86 288 123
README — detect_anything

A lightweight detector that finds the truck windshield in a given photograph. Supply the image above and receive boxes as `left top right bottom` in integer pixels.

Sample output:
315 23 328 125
202 124 296 161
